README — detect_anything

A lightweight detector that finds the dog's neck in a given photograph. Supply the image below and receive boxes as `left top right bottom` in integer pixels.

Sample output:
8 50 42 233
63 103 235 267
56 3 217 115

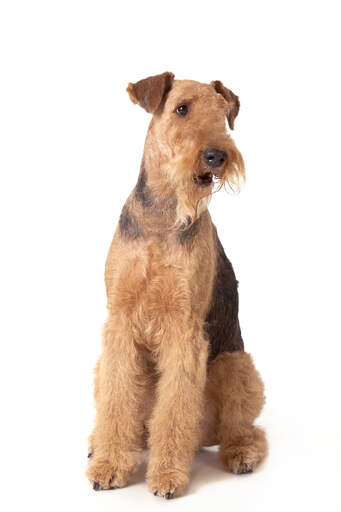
131 161 178 236
131 130 210 235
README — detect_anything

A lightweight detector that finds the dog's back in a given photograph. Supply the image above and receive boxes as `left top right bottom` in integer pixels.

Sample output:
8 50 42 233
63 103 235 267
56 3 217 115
205 230 244 361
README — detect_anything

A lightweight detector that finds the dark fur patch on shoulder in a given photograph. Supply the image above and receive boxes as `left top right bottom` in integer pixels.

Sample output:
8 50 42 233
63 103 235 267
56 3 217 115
135 169 154 208
119 204 143 240
205 231 244 363
176 216 201 248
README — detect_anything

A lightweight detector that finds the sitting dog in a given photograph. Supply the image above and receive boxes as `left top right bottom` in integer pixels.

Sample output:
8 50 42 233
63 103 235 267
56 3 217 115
87 72 268 498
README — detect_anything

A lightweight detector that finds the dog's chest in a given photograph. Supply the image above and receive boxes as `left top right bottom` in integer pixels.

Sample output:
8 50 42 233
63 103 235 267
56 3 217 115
106 239 214 348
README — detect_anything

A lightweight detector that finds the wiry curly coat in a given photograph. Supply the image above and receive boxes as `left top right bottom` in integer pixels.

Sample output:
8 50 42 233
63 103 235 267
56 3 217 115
87 72 268 498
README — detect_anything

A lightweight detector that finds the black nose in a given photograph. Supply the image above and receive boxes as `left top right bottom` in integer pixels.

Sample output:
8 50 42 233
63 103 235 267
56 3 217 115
203 148 227 169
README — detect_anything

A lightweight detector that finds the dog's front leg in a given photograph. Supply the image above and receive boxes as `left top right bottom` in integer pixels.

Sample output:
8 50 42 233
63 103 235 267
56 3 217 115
147 323 208 498
87 315 149 490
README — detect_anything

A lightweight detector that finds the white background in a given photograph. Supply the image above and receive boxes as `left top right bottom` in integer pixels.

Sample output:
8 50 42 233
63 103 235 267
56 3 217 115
1 1 340 510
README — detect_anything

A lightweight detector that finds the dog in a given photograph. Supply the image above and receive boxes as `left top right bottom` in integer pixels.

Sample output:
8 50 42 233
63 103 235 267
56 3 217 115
86 72 268 498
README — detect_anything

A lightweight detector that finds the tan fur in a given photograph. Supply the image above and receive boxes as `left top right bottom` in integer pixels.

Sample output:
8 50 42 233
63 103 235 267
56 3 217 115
204 352 268 472
86 73 267 497
141 79 245 228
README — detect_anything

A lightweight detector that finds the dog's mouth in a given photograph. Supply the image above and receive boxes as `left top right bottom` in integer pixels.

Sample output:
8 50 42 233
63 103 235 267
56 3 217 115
193 171 213 187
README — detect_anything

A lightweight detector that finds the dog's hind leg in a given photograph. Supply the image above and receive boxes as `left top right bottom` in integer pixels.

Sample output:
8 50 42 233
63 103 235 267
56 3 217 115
206 351 268 473
86 314 150 490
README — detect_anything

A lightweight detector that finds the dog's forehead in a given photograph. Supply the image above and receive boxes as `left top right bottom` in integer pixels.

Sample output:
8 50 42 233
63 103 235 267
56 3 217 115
167 80 217 104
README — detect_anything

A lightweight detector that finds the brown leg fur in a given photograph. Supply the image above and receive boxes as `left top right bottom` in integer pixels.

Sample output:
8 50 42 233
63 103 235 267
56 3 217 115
205 351 268 473
86 315 150 489
146 323 208 498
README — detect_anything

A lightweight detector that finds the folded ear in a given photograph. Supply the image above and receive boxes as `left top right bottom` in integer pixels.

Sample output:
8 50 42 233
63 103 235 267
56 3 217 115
210 80 240 130
127 72 175 114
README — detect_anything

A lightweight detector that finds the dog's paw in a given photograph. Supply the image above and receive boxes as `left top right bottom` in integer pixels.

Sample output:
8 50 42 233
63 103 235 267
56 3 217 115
87 459 126 490
147 469 189 498
223 453 257 475
87 452 141 490
220 426 268 474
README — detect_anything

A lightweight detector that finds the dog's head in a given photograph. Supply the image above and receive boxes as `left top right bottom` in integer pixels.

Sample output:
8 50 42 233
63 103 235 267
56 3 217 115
127 72 245 224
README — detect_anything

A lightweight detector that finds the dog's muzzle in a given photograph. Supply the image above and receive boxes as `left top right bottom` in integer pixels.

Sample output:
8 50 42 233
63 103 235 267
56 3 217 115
193 148 227 186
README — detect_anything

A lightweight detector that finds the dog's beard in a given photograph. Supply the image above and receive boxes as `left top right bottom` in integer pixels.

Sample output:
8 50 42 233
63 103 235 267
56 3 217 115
183 153 244 231
166 142 245 232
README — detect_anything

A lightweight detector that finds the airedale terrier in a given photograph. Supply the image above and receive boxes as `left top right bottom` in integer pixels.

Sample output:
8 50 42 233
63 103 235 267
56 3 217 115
87 72 268 498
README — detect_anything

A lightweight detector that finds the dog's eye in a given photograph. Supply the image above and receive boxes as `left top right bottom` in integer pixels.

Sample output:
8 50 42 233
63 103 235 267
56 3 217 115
175 104 189 116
